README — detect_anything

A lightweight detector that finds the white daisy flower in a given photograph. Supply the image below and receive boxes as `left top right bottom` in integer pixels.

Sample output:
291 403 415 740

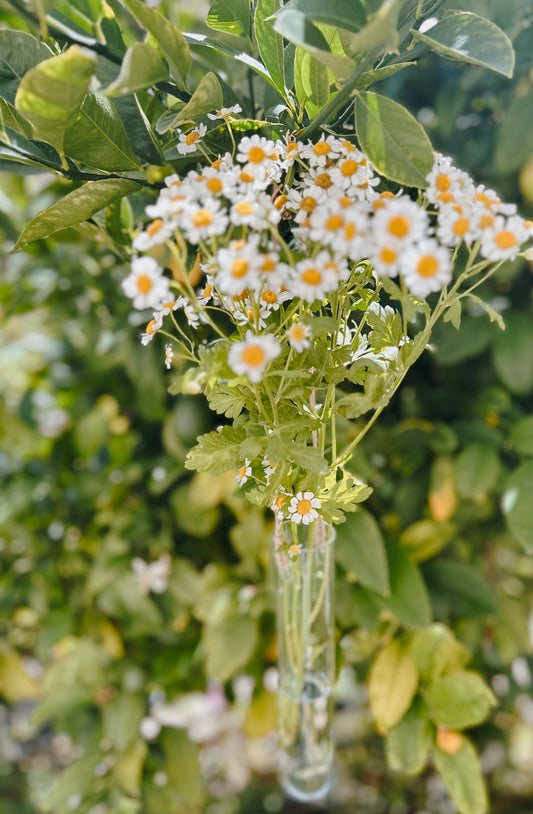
473 184 516 216
300 135 342 167
275 137 304 168
131 553 171 594
288 491 321 525
401 238 453 298
426 153 474 206
262 457 277 484
257 250 290 288
215 238 262 296
176 123 207 155
287 321 311 352
271 492 288 521
229 193 280 230
141 311 164 345
227 330 281 383
330 153 371 191
178 199 229 245
300 166 336 197
436 203 477 247
286 185 328 225
372 196 429 247
133 217 175 251
369 243 404 278
480 214 529 261
236 458 252 486
164 344 174 369
175 295 200 329
258 286 292 312
122 256 171 311
289 251 340 303
207 104 242 120
236 134 279 178
230 296 270 330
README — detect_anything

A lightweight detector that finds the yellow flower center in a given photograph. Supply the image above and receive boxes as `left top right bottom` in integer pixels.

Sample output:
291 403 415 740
436 173 451 191
241 345 265 366
239 464 247 478
192 209 213 227
202 284 212 298
479 214 494 229
261 257 276 273
344 223 356 240
248 146 266 163
417 255 439 277
185 130 200 146
453 217 470 237
341 159 359 177
290 324 305 340
302 268 321 285
313 141 330 155
341 140 355 152
231 259 249 278
206 177 223 193
296 498 312 515
137 274 153 294
239 171 255 183
236 201 254 216
300 196 317 213
326 215 343 231
315 173 333 189
495 230 517 249
437 191 455 204
147 218 164 236
274 194 288 210
262 290 277 304
388 215 410 238
380 247 397 264
146 319 157 334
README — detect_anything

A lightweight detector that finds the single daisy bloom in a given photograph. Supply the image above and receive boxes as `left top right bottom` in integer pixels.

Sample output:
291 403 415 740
133 217 176 251
227 330 281 383
372 196 429 247
164 344 174 369
401 239 453 298
272 492 288 520
215 238 262 296
236 134 279 178
289 251 340 303
236 458 252 486
370 243 404 278
207 104 242 120
258 286 292 312
122 256 171 311
288 491 321 525
287 321 311 352
436 203 477 248
287 185 327 225
229 193 280 230
300 134 342 167
262 457 277 484
178 199 229 245
176 123 207 155
141 310 164 345
131 553 171 594
480 214 529 261
425 153 474 206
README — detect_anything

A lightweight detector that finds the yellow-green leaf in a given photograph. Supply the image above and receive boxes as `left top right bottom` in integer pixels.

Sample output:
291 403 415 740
103 41 169 97
173 72 223 126
15 45 97 158
426 671 496 730
386 697 431 775
434 737 488 814
368 639 419 731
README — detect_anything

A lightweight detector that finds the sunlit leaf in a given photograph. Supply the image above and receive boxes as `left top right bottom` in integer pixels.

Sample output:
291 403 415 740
0 29 53 105
103 41 169 96
368 639 419 730
207 0 251 38
434 737 488 814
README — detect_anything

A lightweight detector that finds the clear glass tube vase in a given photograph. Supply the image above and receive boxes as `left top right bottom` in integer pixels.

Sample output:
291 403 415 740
273 516 336 803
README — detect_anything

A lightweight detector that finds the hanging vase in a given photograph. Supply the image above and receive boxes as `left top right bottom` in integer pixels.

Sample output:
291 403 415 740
273 515 336 802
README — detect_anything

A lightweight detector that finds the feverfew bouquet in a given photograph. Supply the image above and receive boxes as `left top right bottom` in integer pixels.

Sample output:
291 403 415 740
121 118 532 533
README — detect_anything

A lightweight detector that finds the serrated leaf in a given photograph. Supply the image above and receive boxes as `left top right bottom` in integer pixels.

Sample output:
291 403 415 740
206 388 248 419
64 92 142 170
386 697 431 775
355 91 433 187
443 298 462 329
411 12 514 78
0 30 53 105
254 0 285 94
14 178 140 248
286 443 329 474
207 0 251 38
185 425 247 475
103 41 169 96
15 45 97 158
121 0 191 88
335 507 389 595
434 737 487 814
368 639 419 730
426 671 496 730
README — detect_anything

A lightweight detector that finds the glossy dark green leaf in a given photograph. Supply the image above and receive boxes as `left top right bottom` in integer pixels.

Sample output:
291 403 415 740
103 42 169 97
423 560 498 618
0 30 53 105
254 0 285 94
335 507 390 596
502 462 533 552
14 178 141 248
411 12 515 78
273 9 355 80
207 0 251 38
355 91 433 187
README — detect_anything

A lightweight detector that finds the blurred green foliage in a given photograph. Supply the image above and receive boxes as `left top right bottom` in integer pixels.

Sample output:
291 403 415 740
0 1 532 813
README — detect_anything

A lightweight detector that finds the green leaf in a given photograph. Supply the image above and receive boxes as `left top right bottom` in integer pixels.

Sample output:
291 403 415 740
254 0 286 95
502 461 533 552
121 0 191 88
185 32 280 94
103 693 145 751
410 12 515 78
273 10 355 80
185 425 247 475
341 0 402 57
206 386 248 419
354 91 433 187
0 98 33 138
368 541 432 630
294 48 330 118
335 507 390 596
410 624 468 684
42 747 102 813
443 298 462 329
207 0 251 38
426 671 496 730
203 616 258 682
494 86 533 175
103 41 169 97
356 61 416 90
64 92 142 171
15 45 97 159
274 0 366 34
509 417 533 457
386 698 431 775
368 639 419 730
0 30 53 105
454 443 500 499
161 729 205 802
493 312 533 395
113 739 147 796
14 178 141 248
434 737 487 814
168 72 223 128
286 443 329 474
423 560 498 618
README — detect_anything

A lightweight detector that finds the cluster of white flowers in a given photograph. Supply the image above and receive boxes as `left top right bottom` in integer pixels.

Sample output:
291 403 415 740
121 123 532 526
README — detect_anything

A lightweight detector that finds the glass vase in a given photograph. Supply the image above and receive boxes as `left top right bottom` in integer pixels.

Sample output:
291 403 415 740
273 516 336 802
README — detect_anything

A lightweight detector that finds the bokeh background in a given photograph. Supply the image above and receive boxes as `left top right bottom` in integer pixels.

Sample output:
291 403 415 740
1 1 532 813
